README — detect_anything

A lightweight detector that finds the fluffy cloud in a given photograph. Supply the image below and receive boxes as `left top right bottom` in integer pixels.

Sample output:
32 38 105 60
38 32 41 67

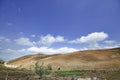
69 32 108 47
38 34 66 46
14 37 34 46
0 36 11 42
27 46 78 54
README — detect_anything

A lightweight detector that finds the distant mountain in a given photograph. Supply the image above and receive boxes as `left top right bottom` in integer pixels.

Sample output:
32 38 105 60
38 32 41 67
7 47 120 70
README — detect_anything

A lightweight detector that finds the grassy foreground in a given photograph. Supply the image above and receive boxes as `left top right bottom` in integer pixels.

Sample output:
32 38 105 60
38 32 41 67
0 63 120 80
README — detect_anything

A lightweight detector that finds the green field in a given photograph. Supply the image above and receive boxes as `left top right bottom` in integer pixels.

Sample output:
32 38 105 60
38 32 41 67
56 70 85 76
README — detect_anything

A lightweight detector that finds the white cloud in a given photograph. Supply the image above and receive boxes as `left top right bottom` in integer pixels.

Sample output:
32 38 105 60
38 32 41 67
38 34 66 46
27 46 78 54
14 37 34 46
70 32 108 43
69 32 108 47
0 36 11 42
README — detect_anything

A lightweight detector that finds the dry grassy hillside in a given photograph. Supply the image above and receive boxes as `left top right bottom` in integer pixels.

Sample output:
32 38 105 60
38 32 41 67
7 48 120 70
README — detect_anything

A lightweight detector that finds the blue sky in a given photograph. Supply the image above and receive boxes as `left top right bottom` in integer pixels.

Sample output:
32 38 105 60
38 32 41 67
0 0 120 61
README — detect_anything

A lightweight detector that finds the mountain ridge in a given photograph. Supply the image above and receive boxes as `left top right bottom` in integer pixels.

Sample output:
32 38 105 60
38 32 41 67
7 47 120 70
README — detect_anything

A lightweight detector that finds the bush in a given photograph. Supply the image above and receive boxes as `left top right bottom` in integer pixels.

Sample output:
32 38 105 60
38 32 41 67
47 65 52 70
0 60 4 64
34 62 48 79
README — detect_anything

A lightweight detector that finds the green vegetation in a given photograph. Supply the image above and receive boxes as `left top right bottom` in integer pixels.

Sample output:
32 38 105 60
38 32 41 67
56 70 85 76
47 64 52 70
35 62 45 79
34 62 50 79
0 59 5 64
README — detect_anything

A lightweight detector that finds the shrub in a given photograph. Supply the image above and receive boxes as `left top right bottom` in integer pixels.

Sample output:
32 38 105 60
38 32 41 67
47 65 52 70
0 60 4 64
34 62 48 79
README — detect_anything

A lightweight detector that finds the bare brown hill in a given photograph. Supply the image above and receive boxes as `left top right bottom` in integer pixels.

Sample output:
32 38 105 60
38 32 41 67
7 47 120 70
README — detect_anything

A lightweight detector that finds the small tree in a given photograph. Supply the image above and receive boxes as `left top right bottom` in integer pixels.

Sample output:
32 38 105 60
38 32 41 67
34 62 47 79
47 65 52 70
0 59 4 64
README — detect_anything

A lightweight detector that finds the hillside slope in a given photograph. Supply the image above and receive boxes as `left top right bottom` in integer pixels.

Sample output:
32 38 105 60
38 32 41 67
7 48 120 70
